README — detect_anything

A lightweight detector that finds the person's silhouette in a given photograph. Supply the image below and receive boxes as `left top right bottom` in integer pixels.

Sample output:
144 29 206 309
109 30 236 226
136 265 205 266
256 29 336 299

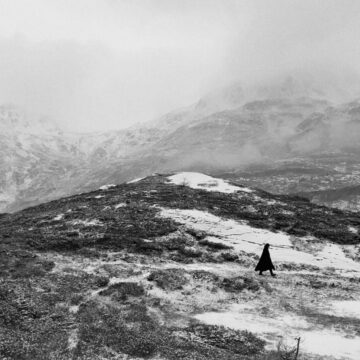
255 244 276 277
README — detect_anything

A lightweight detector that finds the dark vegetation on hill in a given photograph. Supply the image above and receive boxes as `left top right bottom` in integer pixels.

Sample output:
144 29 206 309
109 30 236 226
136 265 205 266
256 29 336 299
1 174 358 251
217 151 360 211
0 174 359 359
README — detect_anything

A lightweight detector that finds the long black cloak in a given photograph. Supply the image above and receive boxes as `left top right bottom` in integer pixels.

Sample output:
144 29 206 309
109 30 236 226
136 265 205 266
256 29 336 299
255 244 275 271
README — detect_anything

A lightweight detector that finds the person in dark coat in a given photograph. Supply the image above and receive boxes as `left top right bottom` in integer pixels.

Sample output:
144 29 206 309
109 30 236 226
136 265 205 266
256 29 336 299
255 244 276 276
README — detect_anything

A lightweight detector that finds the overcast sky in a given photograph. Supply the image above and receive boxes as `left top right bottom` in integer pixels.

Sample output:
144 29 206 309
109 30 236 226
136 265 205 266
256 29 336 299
1 0 360 132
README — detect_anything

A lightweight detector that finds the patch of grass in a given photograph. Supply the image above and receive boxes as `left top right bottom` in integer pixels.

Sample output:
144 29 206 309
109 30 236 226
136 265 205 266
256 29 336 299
76 301 161 358
314 228 360 245
94 275 110 288
76 247 102 258
163 236 190 250
70 293 83 305
198 239 232 251
148 269 188 290
0 250 54 278
99 282 145 301
186 323 265 356
168 252 195 264
299 307 360 336
190 270 219 282
75 300 256 360
220 276 261 292
280 263 320 272
135 240 164 254
178 246 203 258
186 228 207 240
221 252 239 261
0 279 72 359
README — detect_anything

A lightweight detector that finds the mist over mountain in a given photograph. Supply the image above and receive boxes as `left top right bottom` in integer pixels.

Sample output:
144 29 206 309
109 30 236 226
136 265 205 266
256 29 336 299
2 70 360 212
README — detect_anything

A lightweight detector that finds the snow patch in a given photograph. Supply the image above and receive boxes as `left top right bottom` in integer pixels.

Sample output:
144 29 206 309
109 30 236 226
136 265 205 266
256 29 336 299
94 195 104 199
99 184 116 190
325 300 360 319
167 172 253 194
127 177 145 184
53 214 64 221
281 210 294 216
159 208 360 273
69 219 103 227
69 305 79 314
67 329 79 350
195 304 360 359
348 226 358 234
115 203 126 209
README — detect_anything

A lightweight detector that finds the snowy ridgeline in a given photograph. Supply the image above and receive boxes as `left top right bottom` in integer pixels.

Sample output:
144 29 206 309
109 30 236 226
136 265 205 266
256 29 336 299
99 172 253 193
167 172 253 194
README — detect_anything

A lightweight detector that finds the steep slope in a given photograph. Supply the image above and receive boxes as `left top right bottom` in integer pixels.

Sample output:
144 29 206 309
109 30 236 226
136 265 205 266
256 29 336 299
0 106 168 212
0 173 359 359
0 105 85 211
148 97 331 171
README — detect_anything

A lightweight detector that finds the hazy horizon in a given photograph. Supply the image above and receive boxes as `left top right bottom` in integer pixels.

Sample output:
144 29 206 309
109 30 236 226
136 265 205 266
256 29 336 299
1 0 360 132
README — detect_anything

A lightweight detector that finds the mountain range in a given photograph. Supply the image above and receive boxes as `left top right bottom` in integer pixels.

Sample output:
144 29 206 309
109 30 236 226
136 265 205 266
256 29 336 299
2 71 360 212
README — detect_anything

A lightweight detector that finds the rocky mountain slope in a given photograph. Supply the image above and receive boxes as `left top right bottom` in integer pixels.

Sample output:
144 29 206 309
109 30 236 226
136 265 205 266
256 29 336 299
218 151 360 211
0 172 359 359
0 105 167 213
298 184 360 211
2 72 360 212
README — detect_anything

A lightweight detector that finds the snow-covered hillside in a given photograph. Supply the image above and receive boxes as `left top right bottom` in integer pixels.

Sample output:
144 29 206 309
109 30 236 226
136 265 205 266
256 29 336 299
1 172 359 359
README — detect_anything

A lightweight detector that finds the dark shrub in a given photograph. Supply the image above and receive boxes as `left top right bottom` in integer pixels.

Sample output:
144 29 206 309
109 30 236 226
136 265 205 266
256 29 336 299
186 228 207 240
99 282 144 300
148 269 187 290
187 323 265 355
220 276 260 292
221 252 238 261
179 246 202 258
163 236 189 250
93 276 110 288
190 270 219 282
199 239 232 251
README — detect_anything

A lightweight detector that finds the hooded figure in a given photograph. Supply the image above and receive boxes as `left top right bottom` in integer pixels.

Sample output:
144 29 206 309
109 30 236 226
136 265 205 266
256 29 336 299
255 244 276 276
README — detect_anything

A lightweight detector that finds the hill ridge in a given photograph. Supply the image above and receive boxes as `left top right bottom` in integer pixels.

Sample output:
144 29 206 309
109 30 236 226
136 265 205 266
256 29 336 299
1 172 360 358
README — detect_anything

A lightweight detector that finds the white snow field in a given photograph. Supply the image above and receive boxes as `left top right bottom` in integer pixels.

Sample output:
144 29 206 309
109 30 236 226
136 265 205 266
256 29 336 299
99 184 116 190
323 300 360 319
159 206 360 359
159 208 360 274
195 304 360 359
168 172 253 193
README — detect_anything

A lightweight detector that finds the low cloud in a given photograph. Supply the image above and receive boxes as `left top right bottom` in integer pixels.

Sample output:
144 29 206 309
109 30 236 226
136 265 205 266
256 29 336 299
0 0 360 131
